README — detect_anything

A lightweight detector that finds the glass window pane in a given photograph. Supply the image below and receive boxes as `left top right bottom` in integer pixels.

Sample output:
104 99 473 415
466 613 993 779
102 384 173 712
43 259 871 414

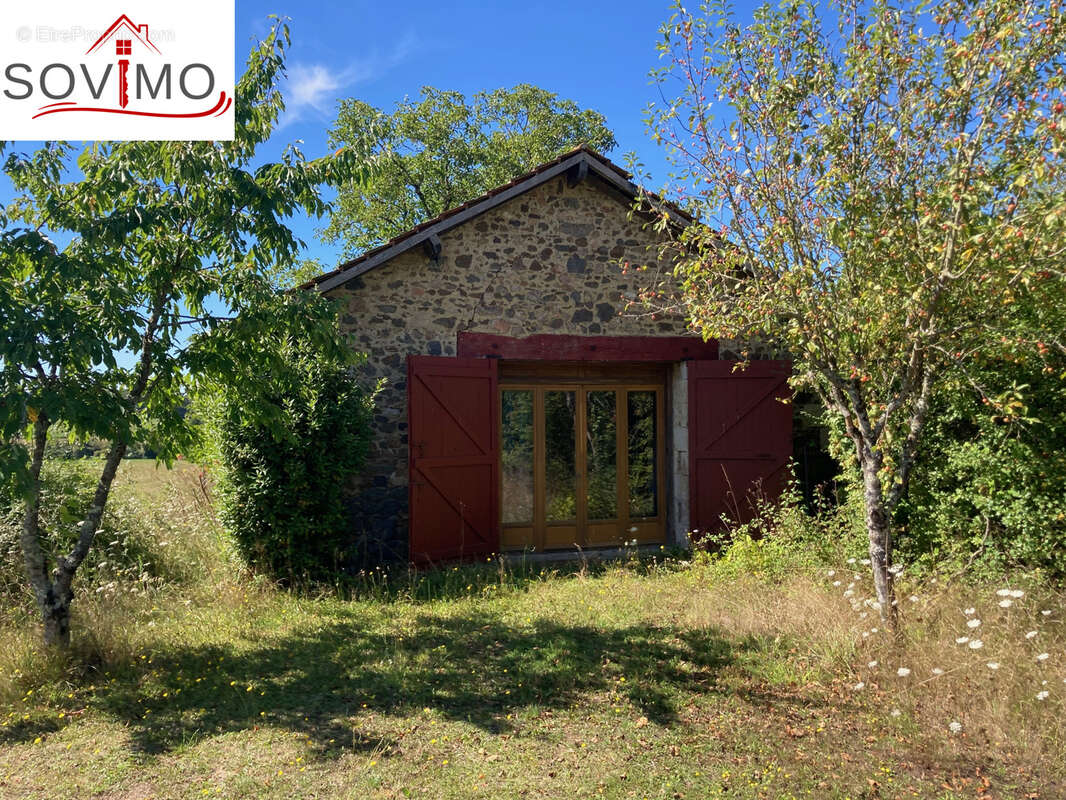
544 390 576 522
501 390 533 525
628 391 658 518
586 390 618 520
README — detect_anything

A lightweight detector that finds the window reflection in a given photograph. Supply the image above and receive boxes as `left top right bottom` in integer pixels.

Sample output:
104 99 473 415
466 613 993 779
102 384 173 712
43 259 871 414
628 391 658 518
544 390 577 522
586 390 617 520
501 390 534 524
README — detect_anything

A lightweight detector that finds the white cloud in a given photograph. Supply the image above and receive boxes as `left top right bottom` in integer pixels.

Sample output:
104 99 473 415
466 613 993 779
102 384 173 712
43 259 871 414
288 64 346 113
280 32 418 128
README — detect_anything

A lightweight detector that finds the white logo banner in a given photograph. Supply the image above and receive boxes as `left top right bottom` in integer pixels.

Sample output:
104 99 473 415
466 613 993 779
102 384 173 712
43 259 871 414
1 1 234 140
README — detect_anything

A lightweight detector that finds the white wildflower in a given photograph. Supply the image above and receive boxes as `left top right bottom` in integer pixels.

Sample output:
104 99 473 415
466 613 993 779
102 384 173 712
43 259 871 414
932 667 945 676
1009 589 1024 599
968 639 984 650
897 667 911 677
868 660 878 668
1037 652 1050 662
843 590 854 598
996 589 1012 597
1025 630 1038 639
833 580 842 587
847 558 857 565
1041 610 1052 616
986 662 1000 670
967 619 981 629
827 570 836 577
853 682 865 691
948 721 962 733
998 599 1013 608
964 607 976 616
909 595 919 603
1036 690 1049 701
955 636 970 645
890 708 902 717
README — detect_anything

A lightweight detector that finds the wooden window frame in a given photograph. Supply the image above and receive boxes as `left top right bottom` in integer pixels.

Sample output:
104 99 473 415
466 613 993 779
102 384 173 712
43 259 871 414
499 378 666 552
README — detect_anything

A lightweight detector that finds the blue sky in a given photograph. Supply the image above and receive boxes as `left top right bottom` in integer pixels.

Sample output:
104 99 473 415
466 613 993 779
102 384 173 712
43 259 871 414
3 0 766 272
239 0 715 269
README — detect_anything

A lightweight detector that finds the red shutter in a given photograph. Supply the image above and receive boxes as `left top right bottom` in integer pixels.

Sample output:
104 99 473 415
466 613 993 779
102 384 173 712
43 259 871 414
407 356 499 563
688 360 792 535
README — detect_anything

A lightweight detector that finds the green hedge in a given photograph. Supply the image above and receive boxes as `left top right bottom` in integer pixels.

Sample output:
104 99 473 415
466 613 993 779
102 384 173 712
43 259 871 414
211 345 376 583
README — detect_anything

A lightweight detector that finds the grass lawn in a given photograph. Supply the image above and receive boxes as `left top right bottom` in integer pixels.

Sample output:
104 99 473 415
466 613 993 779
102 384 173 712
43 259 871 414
0 465 1062 799
2 561 1062 799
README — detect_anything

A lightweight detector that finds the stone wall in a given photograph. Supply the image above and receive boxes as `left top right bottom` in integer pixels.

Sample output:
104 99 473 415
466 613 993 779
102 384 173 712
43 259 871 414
325 173 691 558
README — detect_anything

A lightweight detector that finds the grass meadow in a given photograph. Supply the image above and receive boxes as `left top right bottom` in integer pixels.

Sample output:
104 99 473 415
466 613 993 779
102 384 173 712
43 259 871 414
0 460 1063 799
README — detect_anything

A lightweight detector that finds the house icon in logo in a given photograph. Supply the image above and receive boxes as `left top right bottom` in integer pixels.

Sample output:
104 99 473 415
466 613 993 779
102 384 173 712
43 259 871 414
86 15 162 108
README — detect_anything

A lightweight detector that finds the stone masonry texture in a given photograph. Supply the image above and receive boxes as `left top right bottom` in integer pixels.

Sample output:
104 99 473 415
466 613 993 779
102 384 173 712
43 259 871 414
324 173 690 560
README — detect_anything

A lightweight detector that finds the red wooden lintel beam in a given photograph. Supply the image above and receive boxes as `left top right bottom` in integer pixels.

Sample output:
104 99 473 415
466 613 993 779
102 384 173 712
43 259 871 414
456 332 718 362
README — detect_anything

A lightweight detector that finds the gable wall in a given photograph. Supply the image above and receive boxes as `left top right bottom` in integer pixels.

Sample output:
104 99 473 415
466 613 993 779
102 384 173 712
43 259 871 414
325 173 690 559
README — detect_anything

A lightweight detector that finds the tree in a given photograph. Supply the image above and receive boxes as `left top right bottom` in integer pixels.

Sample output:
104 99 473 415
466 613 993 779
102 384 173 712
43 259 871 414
0 21 366 647
643 0 1066 626
321 84 617 256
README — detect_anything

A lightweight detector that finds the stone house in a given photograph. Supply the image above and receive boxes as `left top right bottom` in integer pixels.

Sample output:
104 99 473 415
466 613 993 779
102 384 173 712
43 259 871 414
304 146 791 563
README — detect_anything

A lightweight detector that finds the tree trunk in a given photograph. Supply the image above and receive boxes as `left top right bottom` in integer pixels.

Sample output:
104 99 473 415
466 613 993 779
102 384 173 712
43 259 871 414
20 415 69 647
859 454 898 631
20 417 127 650
41 588 72 648
20 300 161 649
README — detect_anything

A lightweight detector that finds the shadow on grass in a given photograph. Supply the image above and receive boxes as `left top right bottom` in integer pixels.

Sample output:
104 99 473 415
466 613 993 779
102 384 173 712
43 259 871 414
67 606 739 759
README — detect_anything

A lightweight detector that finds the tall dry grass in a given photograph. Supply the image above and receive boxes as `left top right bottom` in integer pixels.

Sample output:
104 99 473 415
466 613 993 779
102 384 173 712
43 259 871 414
0 460 244 706
675 531 1066 770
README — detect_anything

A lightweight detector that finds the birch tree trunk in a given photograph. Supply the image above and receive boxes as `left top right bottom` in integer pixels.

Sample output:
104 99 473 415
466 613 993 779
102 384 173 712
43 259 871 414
858 452 897 631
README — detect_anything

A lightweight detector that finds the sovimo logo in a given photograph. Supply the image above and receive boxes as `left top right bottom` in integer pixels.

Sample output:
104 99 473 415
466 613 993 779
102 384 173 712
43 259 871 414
2 2 234 140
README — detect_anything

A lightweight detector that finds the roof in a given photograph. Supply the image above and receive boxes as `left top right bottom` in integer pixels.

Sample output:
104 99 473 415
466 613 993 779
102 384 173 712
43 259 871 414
304 145 692 294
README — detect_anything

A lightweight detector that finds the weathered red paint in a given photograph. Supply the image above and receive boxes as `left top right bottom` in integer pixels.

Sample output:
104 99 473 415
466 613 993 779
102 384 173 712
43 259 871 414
688 360 792 536
457 332 718 362
407 356 500 563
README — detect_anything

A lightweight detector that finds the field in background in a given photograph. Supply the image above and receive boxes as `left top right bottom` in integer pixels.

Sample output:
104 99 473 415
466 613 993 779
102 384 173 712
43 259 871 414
113 458 204 502
0 462 1063 799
